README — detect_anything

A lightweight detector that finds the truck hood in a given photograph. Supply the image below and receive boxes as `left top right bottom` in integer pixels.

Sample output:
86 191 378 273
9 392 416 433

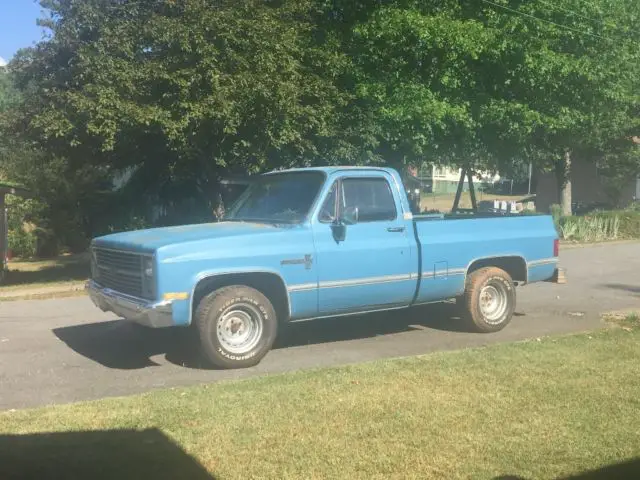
92 221 282 252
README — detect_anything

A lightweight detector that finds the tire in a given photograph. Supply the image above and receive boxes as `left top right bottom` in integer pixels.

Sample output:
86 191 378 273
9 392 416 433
458 267 516 333
195 285 278 369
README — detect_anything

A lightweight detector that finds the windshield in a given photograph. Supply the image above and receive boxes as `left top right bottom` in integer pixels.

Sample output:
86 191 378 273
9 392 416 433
225 172 325 224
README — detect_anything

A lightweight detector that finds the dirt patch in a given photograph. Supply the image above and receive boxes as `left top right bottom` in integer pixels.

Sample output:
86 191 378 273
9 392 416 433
602 310 640 331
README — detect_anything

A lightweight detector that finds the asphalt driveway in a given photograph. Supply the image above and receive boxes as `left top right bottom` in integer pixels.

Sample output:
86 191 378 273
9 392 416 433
1 241 638 410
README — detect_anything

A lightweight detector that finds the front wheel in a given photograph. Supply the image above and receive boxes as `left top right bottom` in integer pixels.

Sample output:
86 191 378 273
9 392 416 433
457 267 516 333
196 285 278 369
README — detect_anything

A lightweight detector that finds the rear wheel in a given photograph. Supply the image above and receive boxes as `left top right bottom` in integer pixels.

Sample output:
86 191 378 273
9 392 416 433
196 285 278 369
458 267 516 333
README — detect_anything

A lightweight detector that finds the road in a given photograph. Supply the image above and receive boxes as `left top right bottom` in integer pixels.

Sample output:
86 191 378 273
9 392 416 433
1 242 638 411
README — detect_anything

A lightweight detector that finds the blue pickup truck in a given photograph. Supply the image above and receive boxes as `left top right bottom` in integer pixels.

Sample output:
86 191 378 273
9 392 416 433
87 167 563 369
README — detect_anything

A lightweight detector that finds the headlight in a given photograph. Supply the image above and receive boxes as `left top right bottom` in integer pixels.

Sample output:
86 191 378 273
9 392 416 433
143 257 154 277
142 256 156 300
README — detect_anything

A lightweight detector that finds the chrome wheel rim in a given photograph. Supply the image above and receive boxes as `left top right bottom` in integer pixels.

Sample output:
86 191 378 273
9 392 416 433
479 283 508 324
216 303 264 354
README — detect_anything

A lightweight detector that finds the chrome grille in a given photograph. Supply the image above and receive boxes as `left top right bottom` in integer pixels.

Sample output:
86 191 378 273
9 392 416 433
93 248 147 299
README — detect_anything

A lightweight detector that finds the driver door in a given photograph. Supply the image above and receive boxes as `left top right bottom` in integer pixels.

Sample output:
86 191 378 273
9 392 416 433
312 172 415 315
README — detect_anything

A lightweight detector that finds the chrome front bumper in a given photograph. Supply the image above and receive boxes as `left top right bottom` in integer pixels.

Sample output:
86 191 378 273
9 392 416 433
86 280 174 328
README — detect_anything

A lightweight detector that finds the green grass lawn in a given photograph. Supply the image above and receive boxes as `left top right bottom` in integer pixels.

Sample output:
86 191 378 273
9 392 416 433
0 254 88 298
2 324 640 479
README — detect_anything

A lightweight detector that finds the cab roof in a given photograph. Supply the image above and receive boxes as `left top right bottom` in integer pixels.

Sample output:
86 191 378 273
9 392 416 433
265 166 398 176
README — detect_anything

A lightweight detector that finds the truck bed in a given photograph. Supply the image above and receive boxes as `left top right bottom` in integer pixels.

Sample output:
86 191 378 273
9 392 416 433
411 213 558 305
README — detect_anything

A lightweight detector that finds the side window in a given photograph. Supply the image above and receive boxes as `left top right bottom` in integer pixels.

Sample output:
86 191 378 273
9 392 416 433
318 181 337 223
341 178 397 222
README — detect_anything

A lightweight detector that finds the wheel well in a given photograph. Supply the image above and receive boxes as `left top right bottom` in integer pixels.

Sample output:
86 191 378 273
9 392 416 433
192 273 290 323
467 256 527 283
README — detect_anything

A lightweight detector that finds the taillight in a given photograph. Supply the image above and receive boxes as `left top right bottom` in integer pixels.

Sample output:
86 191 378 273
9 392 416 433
553 238 559 257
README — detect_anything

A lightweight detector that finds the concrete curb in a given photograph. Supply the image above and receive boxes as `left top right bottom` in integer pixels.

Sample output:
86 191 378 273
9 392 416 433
0 282 86 301
560 239 640 250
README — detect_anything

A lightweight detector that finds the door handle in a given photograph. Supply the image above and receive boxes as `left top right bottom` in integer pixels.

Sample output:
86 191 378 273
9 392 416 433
387 227 405 233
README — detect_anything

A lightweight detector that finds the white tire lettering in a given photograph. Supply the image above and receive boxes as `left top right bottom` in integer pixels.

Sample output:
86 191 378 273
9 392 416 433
214 293 266 362
216 347 258 361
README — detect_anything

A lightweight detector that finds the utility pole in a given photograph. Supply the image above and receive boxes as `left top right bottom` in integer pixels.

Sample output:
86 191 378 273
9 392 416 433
528 162 532 195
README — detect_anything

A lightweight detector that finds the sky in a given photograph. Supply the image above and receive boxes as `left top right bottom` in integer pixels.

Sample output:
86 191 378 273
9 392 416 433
0 0 47 65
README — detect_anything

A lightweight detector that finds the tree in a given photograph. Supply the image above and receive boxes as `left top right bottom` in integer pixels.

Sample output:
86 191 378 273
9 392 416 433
5 0 640 246
8 0 358 225
0 69 20 112
1 63 113 254
471 0 640 214
321 0 490 171
321 0 640 213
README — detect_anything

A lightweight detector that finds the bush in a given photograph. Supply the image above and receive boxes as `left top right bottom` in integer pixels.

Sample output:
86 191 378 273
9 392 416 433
559 214 620 242
549 204 563 234
603 209 640 238
558 208 640 242
626 201 640 212
7 228 37 258
5 197 40 258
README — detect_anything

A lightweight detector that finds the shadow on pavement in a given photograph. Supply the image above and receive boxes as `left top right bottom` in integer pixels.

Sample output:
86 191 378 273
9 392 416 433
274 302 469 348
0 428 214 480
53 302 525 370
494 457 640 479
52 321 201 370
601 283 640 297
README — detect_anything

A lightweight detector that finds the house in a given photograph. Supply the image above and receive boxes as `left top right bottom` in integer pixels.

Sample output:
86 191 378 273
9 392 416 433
535 136 640 213
535 158 640 213
411 164 501 194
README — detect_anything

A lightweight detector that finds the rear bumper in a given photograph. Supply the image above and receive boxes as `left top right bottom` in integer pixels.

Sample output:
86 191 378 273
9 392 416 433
546 267 567 284
86 280 174 328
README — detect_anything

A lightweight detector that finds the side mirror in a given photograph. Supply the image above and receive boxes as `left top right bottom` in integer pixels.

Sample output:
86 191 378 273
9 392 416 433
330 222 346 242
341 206 359 225
330 206 358 243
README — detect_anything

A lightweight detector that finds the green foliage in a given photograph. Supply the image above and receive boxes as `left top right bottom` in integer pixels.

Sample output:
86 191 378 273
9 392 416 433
106 215 152 235
6 230 37 260
597 146 640 207
9 0 358 203
6 229 37 259
550 204 563 232
5 197 39 258
2 0 640 253
559 214 621 242
0 70 20 111
557 208 640 242
2 151 113 256
14 0 640 178
627 201 640 212
593 209 640 239
333 0 640 174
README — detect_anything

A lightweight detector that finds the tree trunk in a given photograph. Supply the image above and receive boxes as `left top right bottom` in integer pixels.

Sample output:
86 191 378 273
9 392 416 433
561 150 572 216
555 150 573 216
